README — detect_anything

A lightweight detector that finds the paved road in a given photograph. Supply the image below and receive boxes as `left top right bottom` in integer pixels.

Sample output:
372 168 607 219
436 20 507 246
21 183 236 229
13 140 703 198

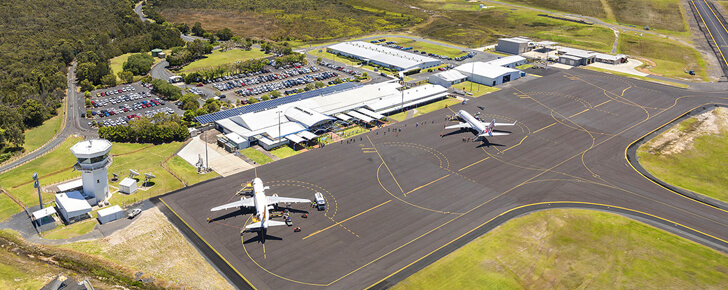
159 69 728 289
689 0 728 77
133 2 148 22
0 62 96 174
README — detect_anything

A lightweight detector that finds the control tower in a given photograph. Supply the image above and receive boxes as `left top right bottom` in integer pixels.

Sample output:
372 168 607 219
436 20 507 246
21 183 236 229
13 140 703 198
70 139 112 206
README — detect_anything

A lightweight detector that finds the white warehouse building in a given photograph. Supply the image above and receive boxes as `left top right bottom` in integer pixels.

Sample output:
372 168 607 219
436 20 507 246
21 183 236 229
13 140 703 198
454 62 525 87
327 41 442 71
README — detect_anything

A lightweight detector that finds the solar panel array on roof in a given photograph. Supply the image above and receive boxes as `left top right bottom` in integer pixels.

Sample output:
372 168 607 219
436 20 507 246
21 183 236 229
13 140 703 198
196 82 361 124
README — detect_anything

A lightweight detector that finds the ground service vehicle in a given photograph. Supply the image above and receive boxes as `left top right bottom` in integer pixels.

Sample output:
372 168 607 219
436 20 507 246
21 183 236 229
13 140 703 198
314 192 326 211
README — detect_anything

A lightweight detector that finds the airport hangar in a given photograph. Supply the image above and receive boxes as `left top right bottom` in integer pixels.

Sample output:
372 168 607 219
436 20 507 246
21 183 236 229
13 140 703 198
327 41 442 72
159 68 728 289
197 81 449 150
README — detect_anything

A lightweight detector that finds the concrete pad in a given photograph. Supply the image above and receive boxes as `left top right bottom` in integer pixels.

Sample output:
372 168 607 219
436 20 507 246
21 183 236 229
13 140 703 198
177 136 252 177
549 63 574 70
587 58 648 77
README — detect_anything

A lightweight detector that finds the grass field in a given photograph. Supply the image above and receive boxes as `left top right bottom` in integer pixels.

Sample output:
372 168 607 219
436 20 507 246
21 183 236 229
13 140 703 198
500 0 686 32
618 33 707 81
0 136 82 214
582 66 689 88
42 218 97 240
415 5 614 51
240 147 273 165
270 146 300 159
457 81 501 97
637 108 728 203
308 50 361 66
109 51 169 82
23 104 64 153
165 156 220 186
60 207 232 289
388 98 460 122
178 49 269 73
384 37 468 58
393 209 728 289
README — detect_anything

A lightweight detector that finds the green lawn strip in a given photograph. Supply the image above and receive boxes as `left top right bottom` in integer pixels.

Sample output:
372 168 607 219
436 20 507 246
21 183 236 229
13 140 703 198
0 196 21 223
179 49 269 73
0 137 82 208
440 3 480 11
618 33 707 81
393 209 728 289
165 156 219 186
24 103 64 153
240 147 273 165
516 63 534 69
388 98 460 122
0 241 71 289
637 118 728 203
582 66 689 88
42 218 97 240
307 50 360 66
270 146 301 159
457 81 501 97
383 37 468 58
336 125 368 138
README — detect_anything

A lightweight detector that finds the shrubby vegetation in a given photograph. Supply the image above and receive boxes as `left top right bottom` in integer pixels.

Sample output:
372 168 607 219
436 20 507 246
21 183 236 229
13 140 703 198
150 79 183 100
123 53 156 75
0 0 183 151
152 0 423 40
98 113 189 143
166 40 214 67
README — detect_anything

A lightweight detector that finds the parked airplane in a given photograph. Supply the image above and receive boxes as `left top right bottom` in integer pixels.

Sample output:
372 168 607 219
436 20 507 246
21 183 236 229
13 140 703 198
211 177 310 243
446 110 517 138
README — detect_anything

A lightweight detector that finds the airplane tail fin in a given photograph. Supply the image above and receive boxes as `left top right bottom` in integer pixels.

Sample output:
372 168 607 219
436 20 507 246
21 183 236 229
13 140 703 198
266 220 287 227
245 221 263 229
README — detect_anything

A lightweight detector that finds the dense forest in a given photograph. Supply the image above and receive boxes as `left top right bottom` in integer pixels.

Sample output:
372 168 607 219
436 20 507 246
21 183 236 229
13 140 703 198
0 0 183 153
151 0 423 40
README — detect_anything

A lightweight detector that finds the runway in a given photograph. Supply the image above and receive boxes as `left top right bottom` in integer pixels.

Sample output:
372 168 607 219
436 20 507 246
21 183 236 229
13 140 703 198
689 0 728 75
156 68 728 289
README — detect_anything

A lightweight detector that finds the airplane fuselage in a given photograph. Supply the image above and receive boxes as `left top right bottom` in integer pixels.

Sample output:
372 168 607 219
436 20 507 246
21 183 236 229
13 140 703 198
252 178 268 229
458 110 490 135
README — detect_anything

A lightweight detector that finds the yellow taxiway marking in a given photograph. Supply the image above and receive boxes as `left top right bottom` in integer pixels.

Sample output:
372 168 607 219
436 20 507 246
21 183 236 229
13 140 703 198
594 99 612 108
367 136 405 194
569 108 589 118
362 151 377 154
532 122 556 134
303 200 392 240
458 157 490 172
406 174 450 195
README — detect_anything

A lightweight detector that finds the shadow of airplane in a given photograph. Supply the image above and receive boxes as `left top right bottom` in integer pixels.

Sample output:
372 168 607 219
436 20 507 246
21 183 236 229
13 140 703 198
210 207 255 222
243 229 283 244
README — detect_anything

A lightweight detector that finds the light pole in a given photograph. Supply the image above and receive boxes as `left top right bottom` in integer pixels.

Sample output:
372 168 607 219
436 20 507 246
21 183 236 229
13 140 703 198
33 173 41 209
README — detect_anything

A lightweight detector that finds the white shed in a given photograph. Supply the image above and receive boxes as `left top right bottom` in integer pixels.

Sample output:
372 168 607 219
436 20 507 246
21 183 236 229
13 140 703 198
55 191 92 223
119 178 138 194
97 205 124 224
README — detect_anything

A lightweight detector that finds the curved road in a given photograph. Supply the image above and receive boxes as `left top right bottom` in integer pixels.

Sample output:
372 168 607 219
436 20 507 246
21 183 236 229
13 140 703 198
0 62 97 174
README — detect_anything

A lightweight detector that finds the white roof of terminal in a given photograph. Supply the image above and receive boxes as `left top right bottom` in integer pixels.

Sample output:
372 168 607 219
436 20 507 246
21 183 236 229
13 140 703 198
55 191 92 214
485 55 526 67
224 132 247 144
70 139 112 157
346 111 375 123
357 107 385 119
297 131 318 140
285 106 334 127
433 70 467 82
286 134 305 143
328 42 440 70
454 62 522 79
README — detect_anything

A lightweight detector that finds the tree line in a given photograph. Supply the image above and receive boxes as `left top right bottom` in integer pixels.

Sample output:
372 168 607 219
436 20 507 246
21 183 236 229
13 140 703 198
98 113 189 143
0 0 183 151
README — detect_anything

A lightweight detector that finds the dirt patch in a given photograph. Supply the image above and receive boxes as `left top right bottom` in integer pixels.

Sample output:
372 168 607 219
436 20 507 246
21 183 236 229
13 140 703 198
161 9 275 39
643 107 728 155
93 207 233 289
634 57 663 76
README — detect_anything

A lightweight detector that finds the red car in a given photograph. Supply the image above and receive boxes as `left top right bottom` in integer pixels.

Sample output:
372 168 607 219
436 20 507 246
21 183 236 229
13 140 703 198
196 83 203 87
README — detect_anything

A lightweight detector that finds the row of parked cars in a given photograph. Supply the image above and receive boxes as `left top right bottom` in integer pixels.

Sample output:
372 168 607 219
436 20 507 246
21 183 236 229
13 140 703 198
96 86 135 97
96 106 175 128
454 51 477 61
91 98 165 118
212 65 321 91
91 91 153 108
318 61 359 76
236 71 339 98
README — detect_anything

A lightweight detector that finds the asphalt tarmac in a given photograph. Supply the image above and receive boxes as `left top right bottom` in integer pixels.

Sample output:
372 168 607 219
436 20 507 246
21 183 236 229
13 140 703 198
158 68 728 289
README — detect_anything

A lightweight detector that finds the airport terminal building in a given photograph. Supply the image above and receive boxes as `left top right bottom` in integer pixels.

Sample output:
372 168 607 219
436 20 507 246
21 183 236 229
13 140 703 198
197 81 449 150
327 41 442 72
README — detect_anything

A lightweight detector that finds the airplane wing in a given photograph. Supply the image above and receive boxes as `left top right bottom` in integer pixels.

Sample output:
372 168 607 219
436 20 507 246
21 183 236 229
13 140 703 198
478 132 510 137
211 198 254 211
267 195 310 205
493 121 517 127
445 122 472 130
245 221 262 229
